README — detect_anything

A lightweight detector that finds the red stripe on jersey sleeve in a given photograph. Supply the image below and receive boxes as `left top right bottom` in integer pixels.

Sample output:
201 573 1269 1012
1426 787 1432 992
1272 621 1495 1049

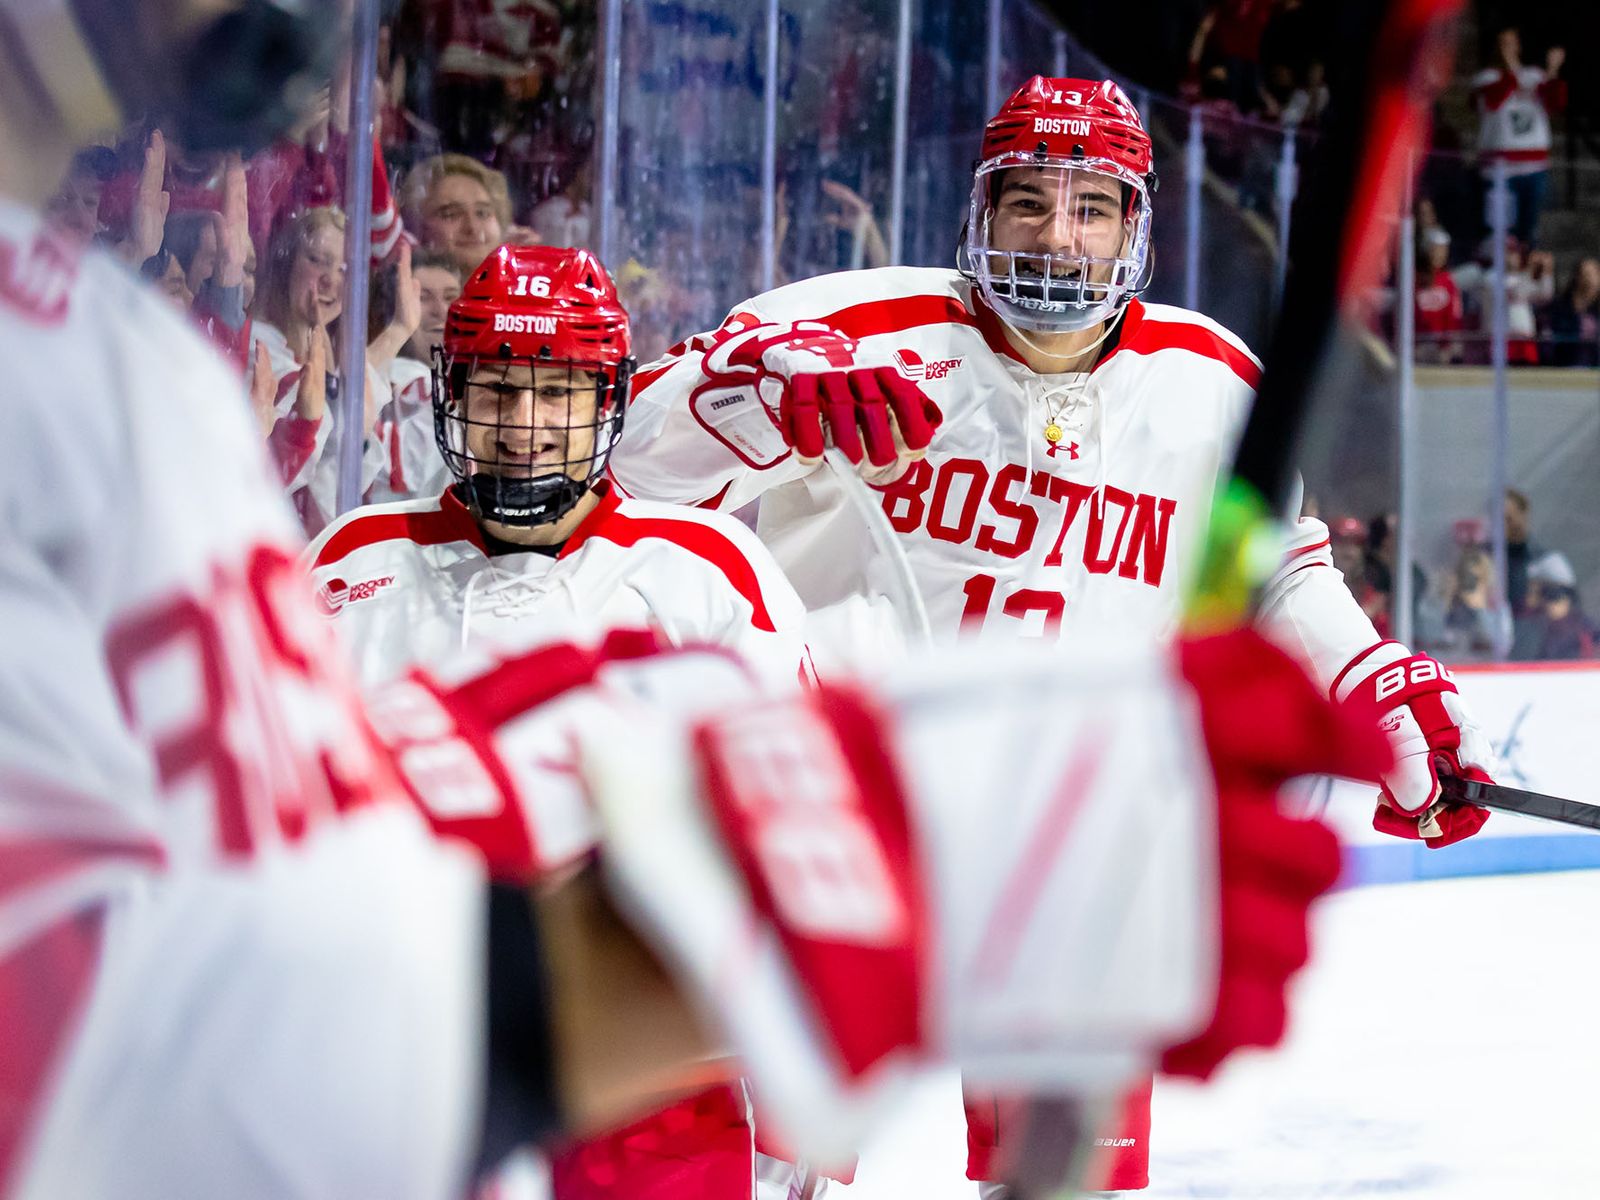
1110 317 1262 388
1276 559 1330 586
1285 537 1331 558
629 360 676 398
1328 639 1402 700
560 498 778 633
818 294 978 341
311 491 486 569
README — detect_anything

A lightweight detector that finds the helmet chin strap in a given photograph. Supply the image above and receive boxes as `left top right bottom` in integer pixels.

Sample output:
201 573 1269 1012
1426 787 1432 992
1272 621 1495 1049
1004 305 1127 372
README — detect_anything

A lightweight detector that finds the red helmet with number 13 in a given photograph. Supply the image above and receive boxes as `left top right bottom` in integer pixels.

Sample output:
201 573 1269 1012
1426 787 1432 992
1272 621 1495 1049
961 77 1158 334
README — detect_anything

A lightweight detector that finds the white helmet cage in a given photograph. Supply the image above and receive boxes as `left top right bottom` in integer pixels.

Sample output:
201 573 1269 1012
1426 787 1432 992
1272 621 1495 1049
961 151 1155 333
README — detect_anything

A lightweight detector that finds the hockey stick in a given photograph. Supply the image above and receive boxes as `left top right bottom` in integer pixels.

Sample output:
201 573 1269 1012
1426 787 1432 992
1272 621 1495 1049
1188 0 1465 628
1439 777 1600 834
822 447 934 647
1008 3 1470 1197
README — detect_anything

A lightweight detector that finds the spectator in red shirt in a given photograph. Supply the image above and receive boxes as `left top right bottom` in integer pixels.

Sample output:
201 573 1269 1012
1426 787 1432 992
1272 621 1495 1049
1188 0 1277 114
1329 516 1393 636
1414 227 1464 363
1472 25 1566 247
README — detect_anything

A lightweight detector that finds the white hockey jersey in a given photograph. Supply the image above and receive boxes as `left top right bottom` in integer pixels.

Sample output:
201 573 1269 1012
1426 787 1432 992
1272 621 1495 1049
304 485 810 691
611 267 1382 691
1471 65 1560 175
0 198 483 1200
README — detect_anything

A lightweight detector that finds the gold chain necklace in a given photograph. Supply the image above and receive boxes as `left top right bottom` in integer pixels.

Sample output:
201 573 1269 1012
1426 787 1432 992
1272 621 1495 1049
1042 376 1090 448
1004 309 1124 448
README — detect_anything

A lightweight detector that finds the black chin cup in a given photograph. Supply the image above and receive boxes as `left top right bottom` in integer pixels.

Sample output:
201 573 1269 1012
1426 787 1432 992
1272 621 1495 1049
463 472 590 528
1001 273 1096 308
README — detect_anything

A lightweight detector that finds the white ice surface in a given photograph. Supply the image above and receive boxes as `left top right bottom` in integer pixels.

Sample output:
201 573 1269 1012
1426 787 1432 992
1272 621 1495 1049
836 870 1600 1199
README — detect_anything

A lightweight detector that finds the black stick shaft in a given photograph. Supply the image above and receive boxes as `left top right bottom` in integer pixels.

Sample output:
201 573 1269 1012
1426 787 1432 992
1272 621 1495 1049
1440 777 1600 833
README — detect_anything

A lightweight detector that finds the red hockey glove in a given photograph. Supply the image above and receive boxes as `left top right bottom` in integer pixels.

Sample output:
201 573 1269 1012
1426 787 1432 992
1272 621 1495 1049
364 628 697 880
1161 629 1392 1080
690 321 941 482
590 633 1386 1160
1332 642 1496 848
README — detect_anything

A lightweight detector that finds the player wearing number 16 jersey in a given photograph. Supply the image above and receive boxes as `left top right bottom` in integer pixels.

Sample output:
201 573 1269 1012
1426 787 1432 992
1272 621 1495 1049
306 242 810 1200
609 75 1497 1192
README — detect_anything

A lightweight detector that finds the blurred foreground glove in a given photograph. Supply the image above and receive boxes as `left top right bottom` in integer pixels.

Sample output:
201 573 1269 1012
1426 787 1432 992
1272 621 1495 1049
1160 630 1392 1079
363 629 666 880
586 632 1384 1165
688 321 941 484
1332 642 1495 849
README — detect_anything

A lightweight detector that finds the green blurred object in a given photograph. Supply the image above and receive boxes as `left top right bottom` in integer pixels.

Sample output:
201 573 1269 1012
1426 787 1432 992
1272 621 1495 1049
1185 478 1282 633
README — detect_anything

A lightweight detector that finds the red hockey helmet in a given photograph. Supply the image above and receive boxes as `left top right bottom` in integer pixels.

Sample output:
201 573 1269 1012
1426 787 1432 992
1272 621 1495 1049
961 77 1157 333
433 244 635 527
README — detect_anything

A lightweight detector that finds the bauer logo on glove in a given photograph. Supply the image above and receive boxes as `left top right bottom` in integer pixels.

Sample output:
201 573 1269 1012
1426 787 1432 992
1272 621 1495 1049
1333 641 1498 849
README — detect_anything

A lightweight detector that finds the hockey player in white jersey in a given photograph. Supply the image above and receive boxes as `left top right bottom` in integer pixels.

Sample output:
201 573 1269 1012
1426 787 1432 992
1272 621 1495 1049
307 240 810 1200
609 74 1498 1191
308 241 807 692
0 3 1402 1194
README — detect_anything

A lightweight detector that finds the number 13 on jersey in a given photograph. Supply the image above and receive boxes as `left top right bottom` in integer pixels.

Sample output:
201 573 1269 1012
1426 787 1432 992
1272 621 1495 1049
960 573 1068 638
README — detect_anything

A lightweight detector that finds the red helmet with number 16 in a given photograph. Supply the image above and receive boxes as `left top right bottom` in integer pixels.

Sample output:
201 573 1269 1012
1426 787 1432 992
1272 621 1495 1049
960 77 1158 334
432 245 634 528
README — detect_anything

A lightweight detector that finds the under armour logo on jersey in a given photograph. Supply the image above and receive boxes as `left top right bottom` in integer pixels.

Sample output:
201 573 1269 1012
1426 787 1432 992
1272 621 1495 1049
1046 439 1080 461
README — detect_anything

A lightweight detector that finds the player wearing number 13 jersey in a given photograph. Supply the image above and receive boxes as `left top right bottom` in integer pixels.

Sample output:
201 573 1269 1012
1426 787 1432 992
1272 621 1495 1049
610 75 1497 1192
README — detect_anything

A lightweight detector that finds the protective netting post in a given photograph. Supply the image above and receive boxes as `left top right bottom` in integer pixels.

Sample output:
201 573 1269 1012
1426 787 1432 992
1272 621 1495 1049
759 0 779 292
1183 105 1203 312
595 0 623 270
1487 156 1512 658
985 0 1003 117
1395 161 1416 648
888 0 912 265
1273 127 1298 303
335 0 379 517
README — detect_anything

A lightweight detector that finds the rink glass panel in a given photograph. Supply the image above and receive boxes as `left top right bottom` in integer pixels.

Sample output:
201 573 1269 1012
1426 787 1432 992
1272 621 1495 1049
900 3 988 272
602 0 768 362
775 0 899 288
996 0 1064 99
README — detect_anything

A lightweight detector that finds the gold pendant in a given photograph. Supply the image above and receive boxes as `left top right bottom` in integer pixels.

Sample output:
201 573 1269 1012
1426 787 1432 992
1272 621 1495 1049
1044 423 1063 445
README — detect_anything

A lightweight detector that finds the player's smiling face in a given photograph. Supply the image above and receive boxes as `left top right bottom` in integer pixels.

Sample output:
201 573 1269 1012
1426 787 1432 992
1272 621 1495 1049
990 166 1129 284
461 363 602 478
